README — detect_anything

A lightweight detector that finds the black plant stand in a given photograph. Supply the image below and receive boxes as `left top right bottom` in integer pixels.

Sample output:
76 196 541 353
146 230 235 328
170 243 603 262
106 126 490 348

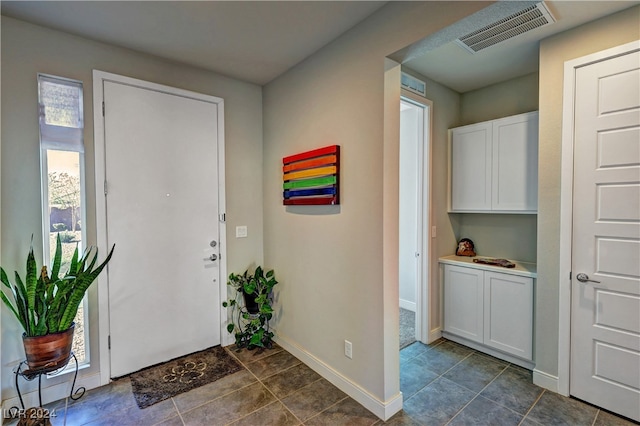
12 352 85 411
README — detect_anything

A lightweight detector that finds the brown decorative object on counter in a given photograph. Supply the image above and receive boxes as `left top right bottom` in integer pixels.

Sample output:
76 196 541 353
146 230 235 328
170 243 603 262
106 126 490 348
473 258 516 268
456 238 476 257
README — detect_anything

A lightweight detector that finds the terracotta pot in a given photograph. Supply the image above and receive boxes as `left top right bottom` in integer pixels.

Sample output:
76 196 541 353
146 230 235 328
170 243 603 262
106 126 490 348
22 324 74 373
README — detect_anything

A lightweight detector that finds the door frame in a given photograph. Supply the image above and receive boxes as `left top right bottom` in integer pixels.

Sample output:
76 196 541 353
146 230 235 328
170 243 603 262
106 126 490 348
400 90 434 344
92 70 228 385
557 40 640 396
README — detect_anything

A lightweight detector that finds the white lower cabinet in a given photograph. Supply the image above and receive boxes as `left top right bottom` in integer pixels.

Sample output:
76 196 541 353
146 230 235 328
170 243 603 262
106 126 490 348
443 263 534 364
444 265 484 343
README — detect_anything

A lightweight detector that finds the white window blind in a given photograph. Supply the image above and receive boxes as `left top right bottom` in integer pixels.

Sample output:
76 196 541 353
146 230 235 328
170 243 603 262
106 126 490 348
38 74 84 152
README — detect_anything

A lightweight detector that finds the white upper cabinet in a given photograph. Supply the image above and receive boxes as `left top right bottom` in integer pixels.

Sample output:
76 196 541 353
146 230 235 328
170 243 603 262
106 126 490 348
450 122 493 211
450 111 539 213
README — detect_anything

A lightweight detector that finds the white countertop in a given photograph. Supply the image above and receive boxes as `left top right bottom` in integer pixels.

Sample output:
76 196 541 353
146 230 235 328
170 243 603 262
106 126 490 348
439 255 537 278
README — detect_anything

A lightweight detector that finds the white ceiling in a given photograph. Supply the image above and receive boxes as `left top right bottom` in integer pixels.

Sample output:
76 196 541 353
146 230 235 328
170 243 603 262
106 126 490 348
1 1 637 90
0 1 387 85
401 1 638 92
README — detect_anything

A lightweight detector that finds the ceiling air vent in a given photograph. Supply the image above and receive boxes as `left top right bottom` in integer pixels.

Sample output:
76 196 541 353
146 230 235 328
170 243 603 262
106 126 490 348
401 72 426 96
455 2 556 53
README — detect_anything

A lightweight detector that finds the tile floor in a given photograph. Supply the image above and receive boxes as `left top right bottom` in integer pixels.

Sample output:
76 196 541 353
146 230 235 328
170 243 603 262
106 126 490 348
5 340 638 425
399 339 637 426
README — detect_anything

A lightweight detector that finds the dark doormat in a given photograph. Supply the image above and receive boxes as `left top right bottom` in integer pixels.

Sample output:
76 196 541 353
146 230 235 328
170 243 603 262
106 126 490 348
129 346 243 409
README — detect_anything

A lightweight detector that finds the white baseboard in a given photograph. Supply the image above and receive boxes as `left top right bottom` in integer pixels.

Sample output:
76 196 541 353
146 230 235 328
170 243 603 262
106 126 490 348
428 327 442 344
443 332 535 370
275 335 403 421
2 371 102 412
533 369 559 393
399 299 416 312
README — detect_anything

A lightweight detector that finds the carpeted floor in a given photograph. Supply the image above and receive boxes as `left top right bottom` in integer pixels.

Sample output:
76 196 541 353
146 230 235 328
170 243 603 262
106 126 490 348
129 345 243 409
400 308 416 349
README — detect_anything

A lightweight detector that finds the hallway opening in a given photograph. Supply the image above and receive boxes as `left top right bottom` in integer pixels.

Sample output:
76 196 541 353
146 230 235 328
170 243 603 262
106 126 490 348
399 94 431 348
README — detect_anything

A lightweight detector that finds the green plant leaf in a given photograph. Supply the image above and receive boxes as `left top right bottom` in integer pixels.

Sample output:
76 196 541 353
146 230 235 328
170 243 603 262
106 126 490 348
0 291 26 331
57 244 115 331
226 323 235 333
51 234 62 281
25 244 38 329
83 246 99 273
249 328 264 347
14 272 34 335
244 282 256 295
68 245 80 276
0 267 11 289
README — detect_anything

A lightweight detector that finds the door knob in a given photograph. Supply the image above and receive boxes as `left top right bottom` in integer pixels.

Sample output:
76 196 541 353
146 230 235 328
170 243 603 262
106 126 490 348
576 273 600 284
209 254 218 261
210 240 217 247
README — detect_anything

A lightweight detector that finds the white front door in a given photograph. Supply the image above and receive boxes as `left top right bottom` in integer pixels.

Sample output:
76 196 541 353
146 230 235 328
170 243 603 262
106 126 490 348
97 75 224 377
570 47 640 421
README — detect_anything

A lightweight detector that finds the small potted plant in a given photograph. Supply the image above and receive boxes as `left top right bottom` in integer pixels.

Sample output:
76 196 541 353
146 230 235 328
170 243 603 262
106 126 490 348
1 235 114 373
223 266 277 350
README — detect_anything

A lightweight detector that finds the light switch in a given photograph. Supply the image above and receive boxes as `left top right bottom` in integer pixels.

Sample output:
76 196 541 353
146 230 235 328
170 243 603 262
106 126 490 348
236 226 248 238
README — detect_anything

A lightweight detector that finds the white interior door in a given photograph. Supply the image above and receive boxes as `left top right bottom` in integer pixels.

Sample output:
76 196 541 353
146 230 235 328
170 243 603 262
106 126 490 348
399 100 421 315
101 79 222 377
399 95 432 344
570 47 640 421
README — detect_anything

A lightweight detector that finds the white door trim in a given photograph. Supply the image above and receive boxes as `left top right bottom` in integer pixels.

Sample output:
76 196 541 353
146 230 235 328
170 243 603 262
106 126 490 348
400 90 434 344
557 40 640 396
92 70 228 385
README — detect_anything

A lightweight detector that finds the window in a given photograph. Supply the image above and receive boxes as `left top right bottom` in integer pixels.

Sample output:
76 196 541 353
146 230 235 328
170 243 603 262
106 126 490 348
38 74 89 366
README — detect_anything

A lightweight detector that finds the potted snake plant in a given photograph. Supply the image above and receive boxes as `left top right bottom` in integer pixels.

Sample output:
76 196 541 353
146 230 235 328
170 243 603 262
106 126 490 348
1 234 114 373
223 266 277 350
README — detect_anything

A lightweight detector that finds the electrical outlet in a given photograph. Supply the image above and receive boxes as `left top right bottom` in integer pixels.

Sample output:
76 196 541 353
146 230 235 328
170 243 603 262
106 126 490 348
344 340 353 359
235 226 248 238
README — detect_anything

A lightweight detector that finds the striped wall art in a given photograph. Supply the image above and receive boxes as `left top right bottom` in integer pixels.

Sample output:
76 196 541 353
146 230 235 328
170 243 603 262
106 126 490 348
283 145 340 205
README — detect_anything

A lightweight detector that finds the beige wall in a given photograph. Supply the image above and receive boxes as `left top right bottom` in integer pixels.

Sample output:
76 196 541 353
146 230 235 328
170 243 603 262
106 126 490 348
536 5 639 377
263 1 489 408
461 72 539 125
1 16 264 399
454 214 537 263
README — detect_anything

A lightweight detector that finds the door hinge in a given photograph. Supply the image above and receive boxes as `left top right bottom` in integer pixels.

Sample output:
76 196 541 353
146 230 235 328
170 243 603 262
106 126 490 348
569 271 572 280
219 213 226 222
102 101 105 116
104 180 108 196
108 335 111 350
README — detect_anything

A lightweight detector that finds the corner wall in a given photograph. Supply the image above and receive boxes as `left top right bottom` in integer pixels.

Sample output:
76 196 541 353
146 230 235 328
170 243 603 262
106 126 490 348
536 5 639 381
262 2 489 416
1 16 264 401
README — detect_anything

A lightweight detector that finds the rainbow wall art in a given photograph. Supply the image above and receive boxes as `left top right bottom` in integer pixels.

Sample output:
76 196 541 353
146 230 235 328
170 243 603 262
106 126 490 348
282 145 340 205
